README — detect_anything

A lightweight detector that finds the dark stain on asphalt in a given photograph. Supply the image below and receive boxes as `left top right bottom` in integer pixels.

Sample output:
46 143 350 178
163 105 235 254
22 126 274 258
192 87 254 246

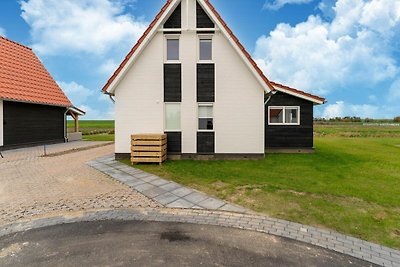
160 231 191 242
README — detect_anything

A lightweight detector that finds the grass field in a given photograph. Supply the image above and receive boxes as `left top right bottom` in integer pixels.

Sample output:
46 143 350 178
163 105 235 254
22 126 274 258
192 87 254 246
119 123 400 249
67 120 114 141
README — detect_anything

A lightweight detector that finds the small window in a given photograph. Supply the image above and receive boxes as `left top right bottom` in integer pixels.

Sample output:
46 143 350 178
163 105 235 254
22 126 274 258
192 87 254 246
165 103 181 131
269 107 300 125
198 104 213 130
167 39 179 61
199 39 212 61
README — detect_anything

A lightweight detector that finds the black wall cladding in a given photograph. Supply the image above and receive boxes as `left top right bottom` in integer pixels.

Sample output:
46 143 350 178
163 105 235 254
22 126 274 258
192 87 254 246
197 132 215 154
3 101 65 146
196 2 214 28
164 64 182 102
197 64 215 102
166 132 182 153
265 92 314 148
164 3 181 29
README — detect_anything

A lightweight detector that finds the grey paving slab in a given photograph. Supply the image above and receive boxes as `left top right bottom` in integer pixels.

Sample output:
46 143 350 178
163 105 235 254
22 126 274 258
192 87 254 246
142 187 168 198
170 187 194 197
134 183 156 193
166 199 195 209
197 198 226 209
149 178 170 187
183 192 209 204
154 192 180 205
160 182 181 192
140 175 159 183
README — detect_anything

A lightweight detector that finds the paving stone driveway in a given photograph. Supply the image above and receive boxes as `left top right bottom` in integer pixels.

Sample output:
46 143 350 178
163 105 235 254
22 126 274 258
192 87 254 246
0 142 159 225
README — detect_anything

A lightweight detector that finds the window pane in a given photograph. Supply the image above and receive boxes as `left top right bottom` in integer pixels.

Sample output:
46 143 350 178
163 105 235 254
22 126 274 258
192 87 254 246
167 39 179 61
199 118 213 130
199 39 212 61
165 103 181 130
269 108 284 123
285 108 299 124
199 105 213 117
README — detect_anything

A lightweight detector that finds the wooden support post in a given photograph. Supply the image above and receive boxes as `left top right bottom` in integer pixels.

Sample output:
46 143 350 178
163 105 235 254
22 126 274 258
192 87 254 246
74 114 79 133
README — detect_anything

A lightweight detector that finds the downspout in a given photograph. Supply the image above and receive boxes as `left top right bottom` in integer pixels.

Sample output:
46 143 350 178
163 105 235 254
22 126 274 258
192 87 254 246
264 91 276 105
109 94 115 104
64 108 69 143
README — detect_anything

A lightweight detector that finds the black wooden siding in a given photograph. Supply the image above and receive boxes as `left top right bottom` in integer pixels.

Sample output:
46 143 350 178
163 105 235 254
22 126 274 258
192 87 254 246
197 64 215 102
165 132 182 154
197 132 215 154
164 3 181 29
265 92 314 148
196 2 214 28
164 64 182 102
3 101 65 147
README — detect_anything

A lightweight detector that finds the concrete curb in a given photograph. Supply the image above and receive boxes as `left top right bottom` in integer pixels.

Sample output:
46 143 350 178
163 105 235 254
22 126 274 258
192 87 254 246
0 208 398 267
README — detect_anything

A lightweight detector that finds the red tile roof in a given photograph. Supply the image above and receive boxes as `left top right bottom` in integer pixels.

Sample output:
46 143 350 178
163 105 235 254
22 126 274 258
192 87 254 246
270 81 326 103
102 0 325 104
0 36 73 107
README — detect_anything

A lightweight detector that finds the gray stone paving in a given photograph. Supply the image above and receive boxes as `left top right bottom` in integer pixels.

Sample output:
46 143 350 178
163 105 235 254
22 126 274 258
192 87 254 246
1 208 399 267
87 155 249 213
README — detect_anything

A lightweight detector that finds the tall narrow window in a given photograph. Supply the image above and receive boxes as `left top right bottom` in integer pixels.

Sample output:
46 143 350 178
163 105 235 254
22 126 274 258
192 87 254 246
165 103 181 131
199 39 212 61
198 104 213 130
167 39 179 61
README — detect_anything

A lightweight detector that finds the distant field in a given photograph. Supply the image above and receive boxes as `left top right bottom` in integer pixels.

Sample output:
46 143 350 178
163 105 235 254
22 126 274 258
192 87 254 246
314 122 400 137
67 120 114 141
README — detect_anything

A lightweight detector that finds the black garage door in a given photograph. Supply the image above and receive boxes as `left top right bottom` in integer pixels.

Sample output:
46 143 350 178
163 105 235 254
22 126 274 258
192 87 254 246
3 101 66 147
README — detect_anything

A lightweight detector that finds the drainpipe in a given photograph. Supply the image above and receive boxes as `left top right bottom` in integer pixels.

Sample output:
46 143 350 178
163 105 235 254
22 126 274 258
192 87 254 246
109 94 115 104
264 91 276 105
64 108 69 143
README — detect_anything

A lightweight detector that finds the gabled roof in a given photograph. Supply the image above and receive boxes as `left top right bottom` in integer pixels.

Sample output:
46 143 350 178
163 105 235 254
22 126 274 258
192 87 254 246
102 0 326 105
0 36 73 107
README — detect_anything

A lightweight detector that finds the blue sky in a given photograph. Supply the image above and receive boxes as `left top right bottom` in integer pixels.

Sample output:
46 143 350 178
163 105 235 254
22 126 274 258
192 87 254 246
0 0 399 119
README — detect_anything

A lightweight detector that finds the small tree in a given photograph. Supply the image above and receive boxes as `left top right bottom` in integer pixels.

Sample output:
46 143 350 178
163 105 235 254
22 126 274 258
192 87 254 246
394 116 400 123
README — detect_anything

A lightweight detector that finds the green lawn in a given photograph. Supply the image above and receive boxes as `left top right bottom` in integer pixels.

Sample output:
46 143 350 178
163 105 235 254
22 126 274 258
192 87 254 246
123 136 400 249
83 134 115 141
67 120 114 135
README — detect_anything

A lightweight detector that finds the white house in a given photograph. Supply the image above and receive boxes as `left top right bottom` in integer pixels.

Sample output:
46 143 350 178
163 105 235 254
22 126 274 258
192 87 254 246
102 0 326 159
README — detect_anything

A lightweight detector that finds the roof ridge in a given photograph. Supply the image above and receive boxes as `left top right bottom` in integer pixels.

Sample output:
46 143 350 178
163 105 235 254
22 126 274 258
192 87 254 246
0 36 32 51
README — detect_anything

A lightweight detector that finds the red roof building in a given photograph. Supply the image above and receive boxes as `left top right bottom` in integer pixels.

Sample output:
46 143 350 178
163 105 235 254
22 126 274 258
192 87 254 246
0 36 84 149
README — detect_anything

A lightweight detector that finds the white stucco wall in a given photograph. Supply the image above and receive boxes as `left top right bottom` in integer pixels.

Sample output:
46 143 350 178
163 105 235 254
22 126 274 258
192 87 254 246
0 100 3 147
113 0 265 154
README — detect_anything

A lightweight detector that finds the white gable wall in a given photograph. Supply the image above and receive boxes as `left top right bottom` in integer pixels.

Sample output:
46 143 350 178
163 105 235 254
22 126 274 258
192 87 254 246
113 0 265 154
114 33 164 154
0 100 3 146
213 33 265 154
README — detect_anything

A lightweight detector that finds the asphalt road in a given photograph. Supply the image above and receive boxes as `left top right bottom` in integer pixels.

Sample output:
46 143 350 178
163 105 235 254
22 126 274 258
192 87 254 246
0 220 375 267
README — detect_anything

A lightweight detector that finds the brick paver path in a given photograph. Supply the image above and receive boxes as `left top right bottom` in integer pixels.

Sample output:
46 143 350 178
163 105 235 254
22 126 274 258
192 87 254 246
0 142 160 224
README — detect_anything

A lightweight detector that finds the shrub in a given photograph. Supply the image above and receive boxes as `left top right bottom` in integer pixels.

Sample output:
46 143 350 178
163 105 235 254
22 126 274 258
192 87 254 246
394 116 400 123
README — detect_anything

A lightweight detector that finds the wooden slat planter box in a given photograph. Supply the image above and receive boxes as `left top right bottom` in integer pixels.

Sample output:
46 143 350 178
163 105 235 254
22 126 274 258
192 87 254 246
131 134 167 165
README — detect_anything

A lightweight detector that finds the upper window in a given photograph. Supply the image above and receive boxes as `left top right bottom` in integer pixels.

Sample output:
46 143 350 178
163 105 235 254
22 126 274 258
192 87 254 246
199 39 212 61
268 107 300 125
165 103 181 131
166 38 179 61
198 104 213 130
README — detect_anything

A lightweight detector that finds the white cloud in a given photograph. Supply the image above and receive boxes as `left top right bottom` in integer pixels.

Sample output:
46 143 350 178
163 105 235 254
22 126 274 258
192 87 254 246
78 104 114 120
20 0 148 55
99 59 118 76
254 0 400 95
264 0 314 10
57 81 94 106
322 101 380 119
0 26 6 37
